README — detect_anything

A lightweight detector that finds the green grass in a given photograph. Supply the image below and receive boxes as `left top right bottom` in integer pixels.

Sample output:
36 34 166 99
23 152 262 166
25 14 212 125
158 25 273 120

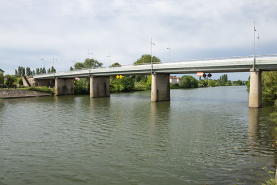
27 86 55 94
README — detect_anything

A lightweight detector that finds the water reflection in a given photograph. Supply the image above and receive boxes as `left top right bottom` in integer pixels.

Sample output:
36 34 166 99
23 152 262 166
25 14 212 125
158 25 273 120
150 101 171 143
248 108 260 146
1 87 277 185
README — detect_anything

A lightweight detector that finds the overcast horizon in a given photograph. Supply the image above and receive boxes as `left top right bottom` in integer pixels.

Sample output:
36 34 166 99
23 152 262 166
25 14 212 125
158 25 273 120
1 0 277 81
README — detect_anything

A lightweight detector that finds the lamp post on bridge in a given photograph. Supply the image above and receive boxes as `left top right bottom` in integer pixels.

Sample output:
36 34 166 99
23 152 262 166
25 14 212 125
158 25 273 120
253 21 257 70
41 59 45 73
88 50 93 58
150 38 155 75
52 57 57 77
257 32 260 56
167 44 171 62
107 53 111 66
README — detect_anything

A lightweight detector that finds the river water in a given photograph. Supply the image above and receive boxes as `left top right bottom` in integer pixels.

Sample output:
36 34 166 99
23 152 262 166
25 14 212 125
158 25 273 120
0 86 276 185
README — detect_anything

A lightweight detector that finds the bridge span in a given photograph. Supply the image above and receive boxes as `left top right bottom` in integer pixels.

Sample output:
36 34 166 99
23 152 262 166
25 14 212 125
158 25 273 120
28 55 277 108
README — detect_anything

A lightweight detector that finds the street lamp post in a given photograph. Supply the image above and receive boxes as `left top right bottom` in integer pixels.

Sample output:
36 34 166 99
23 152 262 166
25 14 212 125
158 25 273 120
41 59 45 73
253 21 257 70
257 32 260 56
88 50 93 58
52 57 57 77
107 53 111 66
150 38 155 74
167 44 171 62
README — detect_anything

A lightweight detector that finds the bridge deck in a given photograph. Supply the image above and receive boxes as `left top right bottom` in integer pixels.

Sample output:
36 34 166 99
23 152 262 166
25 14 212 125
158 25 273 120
34 55 277 79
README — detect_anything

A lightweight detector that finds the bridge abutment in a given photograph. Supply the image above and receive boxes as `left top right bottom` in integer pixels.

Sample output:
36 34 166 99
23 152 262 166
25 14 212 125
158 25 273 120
90 76 110 98
249 68 262 108
55 78 74 96
151 73 170 102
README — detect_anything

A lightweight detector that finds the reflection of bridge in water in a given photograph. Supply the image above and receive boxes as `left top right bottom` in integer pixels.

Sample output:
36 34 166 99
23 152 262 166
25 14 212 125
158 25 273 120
25 55 277 108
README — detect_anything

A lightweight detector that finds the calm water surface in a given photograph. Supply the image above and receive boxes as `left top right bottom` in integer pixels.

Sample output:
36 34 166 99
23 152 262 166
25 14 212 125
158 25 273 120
0 86 276 185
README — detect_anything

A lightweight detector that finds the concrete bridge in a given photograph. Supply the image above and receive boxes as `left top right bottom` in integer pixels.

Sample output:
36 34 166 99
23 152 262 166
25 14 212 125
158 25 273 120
29 55 277 108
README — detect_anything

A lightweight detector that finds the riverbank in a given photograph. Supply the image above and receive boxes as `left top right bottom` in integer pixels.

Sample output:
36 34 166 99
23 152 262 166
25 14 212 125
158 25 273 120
0 89 52 99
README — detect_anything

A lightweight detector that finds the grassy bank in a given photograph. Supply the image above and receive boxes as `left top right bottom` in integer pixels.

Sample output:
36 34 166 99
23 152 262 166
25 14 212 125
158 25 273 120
27 86 55 95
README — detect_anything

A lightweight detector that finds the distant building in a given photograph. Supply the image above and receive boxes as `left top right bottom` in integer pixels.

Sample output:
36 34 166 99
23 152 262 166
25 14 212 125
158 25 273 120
0 69 4 75
169 76 181 84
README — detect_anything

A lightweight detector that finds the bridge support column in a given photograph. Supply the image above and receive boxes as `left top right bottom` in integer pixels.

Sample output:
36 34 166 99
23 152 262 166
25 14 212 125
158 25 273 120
151 73 170 102
249 68 262 108
55 78 74 96
90 76 110 98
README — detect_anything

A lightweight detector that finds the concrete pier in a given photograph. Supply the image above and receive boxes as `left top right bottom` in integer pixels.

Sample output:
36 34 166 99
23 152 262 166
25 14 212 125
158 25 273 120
55 78 74 96
249 68 262 108
151 73 170 102
90 76 110 98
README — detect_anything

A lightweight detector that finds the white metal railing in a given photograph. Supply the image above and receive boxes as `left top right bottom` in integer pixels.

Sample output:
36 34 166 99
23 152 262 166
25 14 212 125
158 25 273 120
33 54 277 77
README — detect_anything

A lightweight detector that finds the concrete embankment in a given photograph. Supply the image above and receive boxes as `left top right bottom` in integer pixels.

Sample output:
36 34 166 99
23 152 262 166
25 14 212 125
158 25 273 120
0 89 52 99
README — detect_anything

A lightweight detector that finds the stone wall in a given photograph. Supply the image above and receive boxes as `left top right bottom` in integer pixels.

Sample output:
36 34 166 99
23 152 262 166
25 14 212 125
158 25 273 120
0 89 52 99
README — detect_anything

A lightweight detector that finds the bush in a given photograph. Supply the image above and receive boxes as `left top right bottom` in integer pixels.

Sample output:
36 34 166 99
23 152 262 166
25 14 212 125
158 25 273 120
182 75 198 88
110 76 134 92
170 83 180 89
134 84 147 91
74 86 89 94
27 86 54 94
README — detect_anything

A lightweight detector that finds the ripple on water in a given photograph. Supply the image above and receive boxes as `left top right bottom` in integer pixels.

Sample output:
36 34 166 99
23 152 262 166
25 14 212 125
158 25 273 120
0 87 275 185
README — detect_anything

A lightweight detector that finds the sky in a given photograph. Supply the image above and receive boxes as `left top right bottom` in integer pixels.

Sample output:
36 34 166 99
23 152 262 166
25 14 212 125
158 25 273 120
1 0 277 81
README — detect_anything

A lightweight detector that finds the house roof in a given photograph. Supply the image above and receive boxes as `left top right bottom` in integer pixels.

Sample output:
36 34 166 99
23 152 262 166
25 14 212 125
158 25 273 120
169 76 181 79
0 69 4 73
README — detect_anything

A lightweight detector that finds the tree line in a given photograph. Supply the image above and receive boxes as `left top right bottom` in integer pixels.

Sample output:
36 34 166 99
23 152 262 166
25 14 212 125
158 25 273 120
14 66 56 77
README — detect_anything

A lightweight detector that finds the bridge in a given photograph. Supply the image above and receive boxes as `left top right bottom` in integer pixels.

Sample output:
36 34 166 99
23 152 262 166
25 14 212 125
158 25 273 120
27 55 277 108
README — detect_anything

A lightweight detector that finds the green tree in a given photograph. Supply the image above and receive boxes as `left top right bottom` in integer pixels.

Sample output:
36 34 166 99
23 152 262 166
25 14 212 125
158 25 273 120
181 75 198 88
51 66 56 73
226 80 232 86
262 71 277 102
74 62 84 70
0 73 4 85
84 58 103 68
133 54 161 65
208 80 216 87
145 75 152 90
246 76 250 91
110 76 134 92
74 78 90 94
234 80 243 85
17 66 25 76
18 78 23 85
26 67 32 76
5 75 16 87
109 62 121 68
219 74 228 85
36 68 40 74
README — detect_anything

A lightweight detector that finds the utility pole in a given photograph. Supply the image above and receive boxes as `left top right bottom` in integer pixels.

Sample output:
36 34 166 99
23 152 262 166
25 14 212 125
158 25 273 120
150 38 155 74
253 21 257 69
88 50 93 58
257 33 260 56
167 44 171 62
107 53 111 66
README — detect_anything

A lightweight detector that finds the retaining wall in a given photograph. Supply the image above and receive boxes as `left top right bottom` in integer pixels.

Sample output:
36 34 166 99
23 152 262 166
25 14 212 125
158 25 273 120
0 89 52 99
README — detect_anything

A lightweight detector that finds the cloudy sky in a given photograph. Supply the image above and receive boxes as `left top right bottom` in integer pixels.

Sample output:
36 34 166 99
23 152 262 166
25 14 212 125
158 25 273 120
1 0 277 80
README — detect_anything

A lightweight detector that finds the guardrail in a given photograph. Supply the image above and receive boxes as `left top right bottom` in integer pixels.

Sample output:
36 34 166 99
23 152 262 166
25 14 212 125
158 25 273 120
33 54 277 77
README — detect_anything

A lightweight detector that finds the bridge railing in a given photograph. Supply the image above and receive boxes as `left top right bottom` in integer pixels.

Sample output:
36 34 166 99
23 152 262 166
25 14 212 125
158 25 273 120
161 54 277 64
33 54 277 77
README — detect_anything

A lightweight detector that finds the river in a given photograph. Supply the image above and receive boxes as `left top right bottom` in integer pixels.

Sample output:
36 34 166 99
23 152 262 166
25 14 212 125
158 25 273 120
0 86 276 185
